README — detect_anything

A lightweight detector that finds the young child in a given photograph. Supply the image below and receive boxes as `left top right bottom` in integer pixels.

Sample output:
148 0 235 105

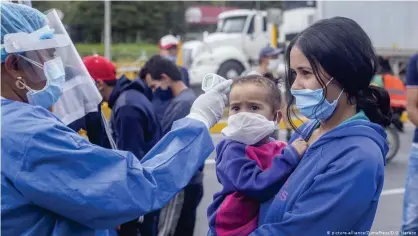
207 75 308 236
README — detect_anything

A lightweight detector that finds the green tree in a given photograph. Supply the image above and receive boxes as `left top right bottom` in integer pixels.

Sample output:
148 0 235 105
31 1 283 44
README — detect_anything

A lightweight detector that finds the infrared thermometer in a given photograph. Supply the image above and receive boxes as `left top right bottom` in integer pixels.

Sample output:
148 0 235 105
201 73 228 92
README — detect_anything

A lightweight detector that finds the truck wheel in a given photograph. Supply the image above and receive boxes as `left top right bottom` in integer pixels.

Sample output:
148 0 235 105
217 61 245 80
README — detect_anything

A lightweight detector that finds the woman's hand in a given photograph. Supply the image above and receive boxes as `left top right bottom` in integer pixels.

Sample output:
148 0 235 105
291 138 308 157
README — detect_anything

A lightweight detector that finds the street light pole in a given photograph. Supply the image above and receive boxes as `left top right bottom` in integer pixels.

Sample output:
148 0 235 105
104 0 111 60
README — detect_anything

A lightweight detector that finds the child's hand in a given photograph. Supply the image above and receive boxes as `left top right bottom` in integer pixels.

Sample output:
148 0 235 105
291 138 308 158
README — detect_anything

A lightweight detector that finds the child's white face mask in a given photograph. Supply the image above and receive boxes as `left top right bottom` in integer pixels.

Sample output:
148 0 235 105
221 112 277 145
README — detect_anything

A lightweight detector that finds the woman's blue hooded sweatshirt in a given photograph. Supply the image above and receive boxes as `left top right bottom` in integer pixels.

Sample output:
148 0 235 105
249 112 388 235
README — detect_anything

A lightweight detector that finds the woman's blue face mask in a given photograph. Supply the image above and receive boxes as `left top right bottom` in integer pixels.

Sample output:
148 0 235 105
291 78 344 121
16 56 65 109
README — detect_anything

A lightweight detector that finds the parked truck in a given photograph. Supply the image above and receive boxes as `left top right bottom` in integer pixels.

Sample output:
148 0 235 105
182 9 279 85
182 1 418 85
280 1 418 77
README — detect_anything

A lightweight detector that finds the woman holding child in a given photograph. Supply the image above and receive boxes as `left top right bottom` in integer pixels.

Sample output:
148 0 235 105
208 17 391 236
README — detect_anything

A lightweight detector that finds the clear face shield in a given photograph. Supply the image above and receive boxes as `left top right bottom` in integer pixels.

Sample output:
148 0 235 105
3 9 102 125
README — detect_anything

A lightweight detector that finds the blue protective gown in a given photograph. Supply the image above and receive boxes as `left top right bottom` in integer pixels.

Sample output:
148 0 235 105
1 98 214 235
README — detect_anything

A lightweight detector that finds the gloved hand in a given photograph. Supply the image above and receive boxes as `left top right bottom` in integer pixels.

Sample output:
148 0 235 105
187 79 233 129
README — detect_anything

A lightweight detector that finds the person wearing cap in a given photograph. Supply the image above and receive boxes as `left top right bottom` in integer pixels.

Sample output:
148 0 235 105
242 45 282 77
45 60 111 148
159 34 190 87
152 35 191 123
83 55 162 160
159 35 180 63
142 55 203 236
64 63 111 148
84 55 163 236
258 45 281 74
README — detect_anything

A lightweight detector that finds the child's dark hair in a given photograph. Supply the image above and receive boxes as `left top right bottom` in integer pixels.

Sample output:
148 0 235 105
231 73 282 111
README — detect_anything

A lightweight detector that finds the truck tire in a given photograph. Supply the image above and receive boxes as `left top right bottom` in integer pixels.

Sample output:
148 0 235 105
217 60 245 80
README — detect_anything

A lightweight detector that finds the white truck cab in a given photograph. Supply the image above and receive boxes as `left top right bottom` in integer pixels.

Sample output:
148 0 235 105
183 9 274 85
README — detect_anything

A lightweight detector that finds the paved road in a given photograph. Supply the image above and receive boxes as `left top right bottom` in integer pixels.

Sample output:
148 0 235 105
193 124 415 236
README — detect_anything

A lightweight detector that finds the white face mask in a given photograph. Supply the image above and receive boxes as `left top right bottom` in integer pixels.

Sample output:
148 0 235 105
221 112 277 145
267 59 280 72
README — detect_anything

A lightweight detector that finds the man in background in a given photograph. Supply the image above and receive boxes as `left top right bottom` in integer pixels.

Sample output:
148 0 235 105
84 55 162 236
64 64 111 148
159 34 190 87
142 55 203 236
152 35 191 122
242 45 281 77
403 53 418 234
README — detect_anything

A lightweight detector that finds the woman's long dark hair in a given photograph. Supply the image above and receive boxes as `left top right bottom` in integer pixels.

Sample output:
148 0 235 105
285 17 392 133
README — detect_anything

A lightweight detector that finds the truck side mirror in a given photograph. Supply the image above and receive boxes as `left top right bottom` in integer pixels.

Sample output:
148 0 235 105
254 14 263 35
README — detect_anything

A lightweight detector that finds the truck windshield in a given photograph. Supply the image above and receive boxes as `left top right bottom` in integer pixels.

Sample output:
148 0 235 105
217 16 247 33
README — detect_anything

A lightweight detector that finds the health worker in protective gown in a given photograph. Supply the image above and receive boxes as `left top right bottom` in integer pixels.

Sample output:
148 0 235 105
0 3 232 235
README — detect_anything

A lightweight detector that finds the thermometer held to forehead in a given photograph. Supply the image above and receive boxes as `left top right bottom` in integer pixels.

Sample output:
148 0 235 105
201 73 229 92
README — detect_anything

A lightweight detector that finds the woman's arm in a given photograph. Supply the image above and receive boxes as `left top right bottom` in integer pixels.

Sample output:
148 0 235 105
216 140 300 202
12 116 213 230
250 147 384 236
